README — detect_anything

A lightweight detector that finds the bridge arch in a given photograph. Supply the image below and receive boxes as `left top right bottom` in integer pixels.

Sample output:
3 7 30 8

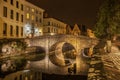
49 41 77 67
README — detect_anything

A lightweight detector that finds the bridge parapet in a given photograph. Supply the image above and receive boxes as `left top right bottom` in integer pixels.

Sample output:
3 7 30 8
25 34 98 54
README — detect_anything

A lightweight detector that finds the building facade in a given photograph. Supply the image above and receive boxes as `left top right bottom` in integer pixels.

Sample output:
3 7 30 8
0 0 25 38
43 18 66 35
24 1 44 38
0 0 44 39
72 24 81 36
66 25 72 35
87 29 96 38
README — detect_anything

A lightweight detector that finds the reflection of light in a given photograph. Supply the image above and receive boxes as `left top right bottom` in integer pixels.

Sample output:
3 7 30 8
39 29 42 32
34 27 39 36
23 70 30 73
50 33 55 35
24 24 32 37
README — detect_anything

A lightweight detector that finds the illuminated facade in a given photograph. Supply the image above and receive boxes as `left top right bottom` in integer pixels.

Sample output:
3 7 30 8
0 0 24 38
72 24 81 36
24 1 44 38
87 29 96 38
66 25 72 35
43 18 66 35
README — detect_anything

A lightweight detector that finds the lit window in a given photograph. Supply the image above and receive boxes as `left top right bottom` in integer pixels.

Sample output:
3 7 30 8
31 8 34 12
26 13 30 19
32 15 34 20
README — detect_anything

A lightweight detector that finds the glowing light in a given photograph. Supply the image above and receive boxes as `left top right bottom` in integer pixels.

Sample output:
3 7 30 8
50 33 55 35
24 23 32 37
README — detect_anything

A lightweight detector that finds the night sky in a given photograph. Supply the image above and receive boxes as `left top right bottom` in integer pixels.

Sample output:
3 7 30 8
27 0 104 28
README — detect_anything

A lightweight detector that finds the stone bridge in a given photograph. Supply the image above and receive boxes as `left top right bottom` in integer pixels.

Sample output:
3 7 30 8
26 34 97 54
25 34 98 75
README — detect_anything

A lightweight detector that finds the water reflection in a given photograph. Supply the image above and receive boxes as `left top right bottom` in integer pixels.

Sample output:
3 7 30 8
0 51 45 77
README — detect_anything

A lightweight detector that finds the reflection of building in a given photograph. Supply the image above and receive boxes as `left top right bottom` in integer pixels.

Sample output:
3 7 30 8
0 0 25 38
43 18 66 35
24 1 44 38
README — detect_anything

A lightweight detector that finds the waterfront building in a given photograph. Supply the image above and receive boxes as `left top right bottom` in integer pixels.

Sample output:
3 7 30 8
43 18 66 35
0 0 25 38
0 0 44 39
66 25 72 35
72 24 81 36
87 28 96 38
24 1 44 38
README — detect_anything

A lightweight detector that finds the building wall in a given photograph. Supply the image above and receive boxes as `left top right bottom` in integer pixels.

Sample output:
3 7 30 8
66 25 72 35
0 0 24 39
43 18 66 35
87 29 96 38
72 24 81 36
24 1 44 38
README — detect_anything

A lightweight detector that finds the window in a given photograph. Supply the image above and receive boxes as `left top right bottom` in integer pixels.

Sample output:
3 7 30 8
36 10 38 14
10 0 13 5
3 0 7 2
39 18 42 23
26 7 29 11
16 1 19 8
14 77 17 80
48 27 50 33
48 22 50 25
10 25 13 36
31 8 34 12
3 23 7 36
20 75 22 80
10 10 14 19
31 15 34 20
16 26 19 37
3 6 7 17
21 15 23 22
26 13 30 19
21 4 23 10
21 27 23 36
36 17 38 22
16 12 19 21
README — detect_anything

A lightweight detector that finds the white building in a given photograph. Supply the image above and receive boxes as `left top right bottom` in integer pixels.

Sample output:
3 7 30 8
0 0 25 38
0 0 45 39
24 1 44 38
43 18 66 35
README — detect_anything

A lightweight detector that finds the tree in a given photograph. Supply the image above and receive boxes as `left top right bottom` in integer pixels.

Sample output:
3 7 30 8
94 0 120 40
